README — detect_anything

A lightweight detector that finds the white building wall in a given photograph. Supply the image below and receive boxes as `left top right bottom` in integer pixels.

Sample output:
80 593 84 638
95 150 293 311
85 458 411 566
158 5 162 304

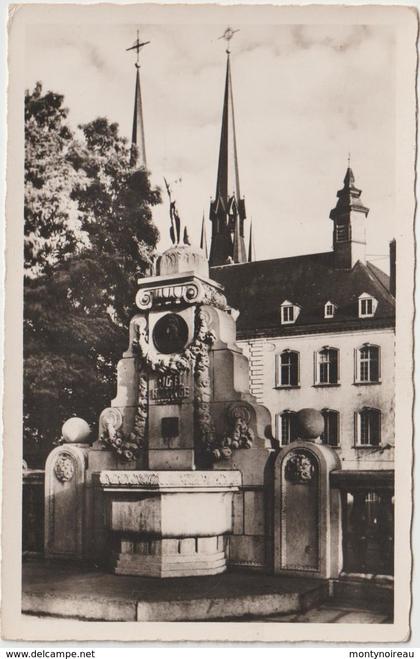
238 327 395 470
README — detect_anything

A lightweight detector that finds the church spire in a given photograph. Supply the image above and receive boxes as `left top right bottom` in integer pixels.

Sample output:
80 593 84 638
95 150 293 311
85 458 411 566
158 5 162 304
215 49 240 206
126 30 150 169
209 28 247 267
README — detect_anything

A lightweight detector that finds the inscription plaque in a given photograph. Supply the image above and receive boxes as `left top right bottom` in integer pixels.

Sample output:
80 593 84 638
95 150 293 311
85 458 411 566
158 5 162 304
150 373 190 403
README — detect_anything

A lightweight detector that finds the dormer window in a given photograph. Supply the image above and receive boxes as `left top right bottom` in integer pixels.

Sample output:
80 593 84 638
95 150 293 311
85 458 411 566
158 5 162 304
283 306 294 323
358 293 378 318
324 301 336 319
280 300 301 325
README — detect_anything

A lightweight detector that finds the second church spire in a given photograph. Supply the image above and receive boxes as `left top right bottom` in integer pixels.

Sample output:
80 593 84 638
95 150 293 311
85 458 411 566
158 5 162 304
209 29 247 267
126 29 150 169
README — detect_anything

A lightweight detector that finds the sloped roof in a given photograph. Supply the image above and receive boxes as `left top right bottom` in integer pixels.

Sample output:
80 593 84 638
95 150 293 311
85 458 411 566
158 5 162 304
210 252 395 338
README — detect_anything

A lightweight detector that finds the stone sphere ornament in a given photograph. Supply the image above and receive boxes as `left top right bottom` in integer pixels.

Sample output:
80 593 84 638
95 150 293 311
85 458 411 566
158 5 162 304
296 408 324 441
61 417 91 444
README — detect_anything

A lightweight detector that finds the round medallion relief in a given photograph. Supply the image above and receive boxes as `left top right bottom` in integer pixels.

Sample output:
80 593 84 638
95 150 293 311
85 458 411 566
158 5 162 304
54 453 75 482
152 313 189 355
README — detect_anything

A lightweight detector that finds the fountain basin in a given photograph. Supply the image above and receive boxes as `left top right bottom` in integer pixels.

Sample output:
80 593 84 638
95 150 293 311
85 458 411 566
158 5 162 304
98 470 241 578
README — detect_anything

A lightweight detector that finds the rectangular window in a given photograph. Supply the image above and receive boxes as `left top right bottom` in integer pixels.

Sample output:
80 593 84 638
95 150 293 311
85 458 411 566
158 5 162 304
359 409 381 446
277 351 299 387
358 346 380 383
317 348 338 384
281 415 290 444
361 298 373 316
321 411 339 447
282 306 294 323
279 412 298 445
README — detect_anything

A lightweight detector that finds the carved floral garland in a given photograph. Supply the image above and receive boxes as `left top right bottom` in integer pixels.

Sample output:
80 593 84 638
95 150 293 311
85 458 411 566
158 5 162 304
100 376 147 461
192 308 218 460
212 415 254 461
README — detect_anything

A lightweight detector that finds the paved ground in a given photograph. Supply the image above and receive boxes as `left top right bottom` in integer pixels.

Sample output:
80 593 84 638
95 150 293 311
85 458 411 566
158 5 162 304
226 601 392 624
22 559 393 623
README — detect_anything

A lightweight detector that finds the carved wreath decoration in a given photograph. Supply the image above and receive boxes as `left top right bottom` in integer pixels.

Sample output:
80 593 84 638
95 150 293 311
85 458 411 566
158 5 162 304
285 451 315 483
54 453 75 482
209 404 255 461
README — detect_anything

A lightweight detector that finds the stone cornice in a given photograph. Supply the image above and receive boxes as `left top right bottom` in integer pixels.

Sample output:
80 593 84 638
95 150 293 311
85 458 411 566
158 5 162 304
135 274 228 312
98 469 242 490
236 318 395 341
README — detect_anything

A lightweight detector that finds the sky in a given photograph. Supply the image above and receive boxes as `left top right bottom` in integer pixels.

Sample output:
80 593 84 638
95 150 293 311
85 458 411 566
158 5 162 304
25 20 396 272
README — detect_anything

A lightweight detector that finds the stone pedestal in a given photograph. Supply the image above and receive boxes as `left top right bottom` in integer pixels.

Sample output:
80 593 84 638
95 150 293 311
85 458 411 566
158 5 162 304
98 470 241 577
273 441 341 579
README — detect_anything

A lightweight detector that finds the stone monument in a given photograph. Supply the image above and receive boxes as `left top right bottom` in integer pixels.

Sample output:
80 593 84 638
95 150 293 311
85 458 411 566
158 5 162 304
45 225 274 576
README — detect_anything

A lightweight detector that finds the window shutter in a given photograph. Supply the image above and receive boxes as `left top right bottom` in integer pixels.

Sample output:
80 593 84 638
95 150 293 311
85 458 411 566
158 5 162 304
372 410 381 446
291 351 298 386
354 411 358 446
331 349 338 384
354 348 358 383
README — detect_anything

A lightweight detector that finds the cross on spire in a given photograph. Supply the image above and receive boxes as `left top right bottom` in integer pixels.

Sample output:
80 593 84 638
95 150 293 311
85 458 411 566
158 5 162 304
127 29 150 168
126 29 151 68
218 26 240 54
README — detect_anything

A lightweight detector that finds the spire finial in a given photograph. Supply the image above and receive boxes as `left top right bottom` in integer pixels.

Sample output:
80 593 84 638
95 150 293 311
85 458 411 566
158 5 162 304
126 28 151 68
348 152 351 168
200 212 208 259
248 220 256 262
218 26 239 55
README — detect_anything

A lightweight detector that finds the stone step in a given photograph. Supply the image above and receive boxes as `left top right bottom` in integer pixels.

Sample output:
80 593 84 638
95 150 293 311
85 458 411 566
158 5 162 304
22 561 329 622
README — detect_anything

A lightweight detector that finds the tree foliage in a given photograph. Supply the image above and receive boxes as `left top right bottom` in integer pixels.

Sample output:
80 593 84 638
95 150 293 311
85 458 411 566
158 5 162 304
24 82 83 275
24 84 161 465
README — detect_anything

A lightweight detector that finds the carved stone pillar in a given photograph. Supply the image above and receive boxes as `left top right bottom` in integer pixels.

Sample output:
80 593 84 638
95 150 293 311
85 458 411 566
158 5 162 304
274 441 341 579
44 443 90 559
